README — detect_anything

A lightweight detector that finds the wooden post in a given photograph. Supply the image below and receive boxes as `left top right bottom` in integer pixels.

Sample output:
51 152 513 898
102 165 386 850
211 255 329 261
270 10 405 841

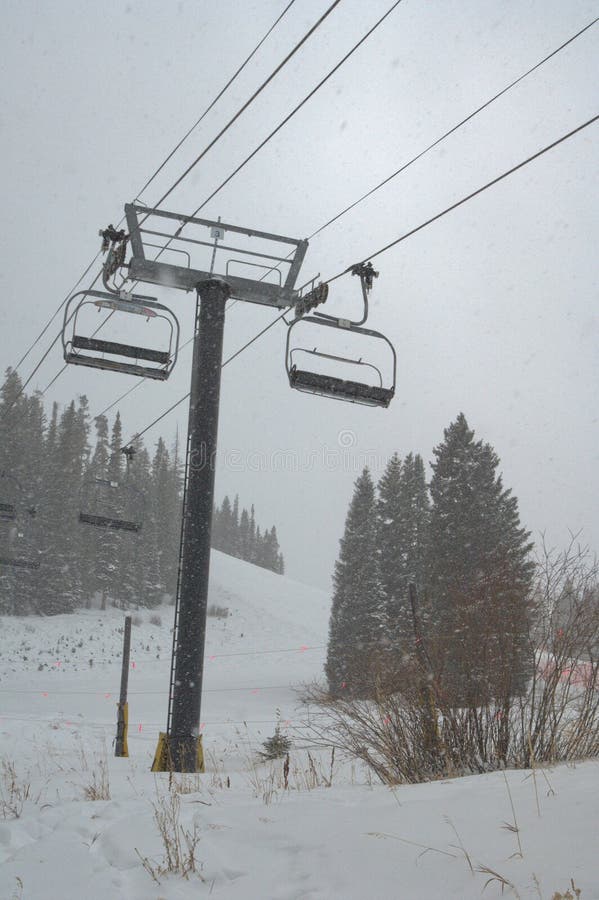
115 615 132 757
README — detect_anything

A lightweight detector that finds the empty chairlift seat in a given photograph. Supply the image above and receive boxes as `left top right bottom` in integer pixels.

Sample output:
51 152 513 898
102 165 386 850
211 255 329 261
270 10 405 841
78 478 143 533
286 316 396 409
62 290 180 380
0 472 40 569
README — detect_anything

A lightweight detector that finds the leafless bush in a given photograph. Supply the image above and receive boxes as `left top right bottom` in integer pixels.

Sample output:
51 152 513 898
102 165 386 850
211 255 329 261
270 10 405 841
131 613 143 626
305 542 599 784
149 613 162 627
207 604 229 619
136 788 203 883
551 880 582 899
82 755 110 801
0 758 31 818
245 749 336 803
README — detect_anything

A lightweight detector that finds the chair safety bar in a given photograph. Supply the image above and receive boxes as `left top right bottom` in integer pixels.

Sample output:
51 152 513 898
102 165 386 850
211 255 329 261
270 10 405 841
79 512 141 532
72 336 170 364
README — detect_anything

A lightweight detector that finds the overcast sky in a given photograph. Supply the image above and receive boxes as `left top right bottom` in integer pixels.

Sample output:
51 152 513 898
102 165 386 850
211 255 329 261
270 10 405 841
1 0 597 588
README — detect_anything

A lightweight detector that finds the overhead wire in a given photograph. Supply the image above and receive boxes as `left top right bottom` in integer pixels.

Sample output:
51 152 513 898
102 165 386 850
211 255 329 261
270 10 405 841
323 112 599 284
135 0 343 220
7 0 304 399
93 15 598 426
159 0 405 240
91 0 407 426
308 15 599 240
132 0 297 204
122 308 290 447
120 112 599 447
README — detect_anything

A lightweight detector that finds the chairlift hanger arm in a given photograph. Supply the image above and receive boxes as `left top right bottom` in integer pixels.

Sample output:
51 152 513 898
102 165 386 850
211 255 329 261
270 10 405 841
313 261 377 327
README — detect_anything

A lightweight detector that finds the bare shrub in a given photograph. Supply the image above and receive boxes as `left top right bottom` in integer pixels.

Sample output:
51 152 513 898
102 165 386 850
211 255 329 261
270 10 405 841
207 604 229 619
136 788 203 883
131 613 143 626
305 541 599 784
245 749 336 803
0 759 31 819
551 880 582 899
168 773 203 795
82 755 110 801
149 613 162 627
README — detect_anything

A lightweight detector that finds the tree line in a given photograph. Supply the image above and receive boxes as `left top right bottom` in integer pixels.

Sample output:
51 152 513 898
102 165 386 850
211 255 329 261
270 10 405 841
326 413 535 703
212 496 284 574
0 369 285 615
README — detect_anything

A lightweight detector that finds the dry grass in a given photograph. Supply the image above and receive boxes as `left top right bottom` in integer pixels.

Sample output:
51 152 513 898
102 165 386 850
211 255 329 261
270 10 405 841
207 604 229 619
136 788 203 884
0 758 32 819
82 754 110 801
245 749 337 804
551 881 582 899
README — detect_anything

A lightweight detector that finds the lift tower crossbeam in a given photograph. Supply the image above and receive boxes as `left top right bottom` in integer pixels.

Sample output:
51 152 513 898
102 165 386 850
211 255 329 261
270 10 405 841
125 204 308 308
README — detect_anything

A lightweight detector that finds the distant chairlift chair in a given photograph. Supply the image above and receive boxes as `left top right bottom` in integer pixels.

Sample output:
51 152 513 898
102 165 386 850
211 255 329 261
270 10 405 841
78 478 143 533
0 472 40 569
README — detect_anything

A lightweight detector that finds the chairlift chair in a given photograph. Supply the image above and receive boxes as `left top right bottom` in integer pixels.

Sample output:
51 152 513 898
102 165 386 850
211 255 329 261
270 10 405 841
0 472 40 569
62 289 180 380
285 263 396 408
78 477 143 533
286 318 396 407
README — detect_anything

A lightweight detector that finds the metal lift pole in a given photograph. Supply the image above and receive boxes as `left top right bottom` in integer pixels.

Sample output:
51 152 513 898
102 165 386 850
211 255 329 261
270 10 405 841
167 277 230 771
115 615 132 757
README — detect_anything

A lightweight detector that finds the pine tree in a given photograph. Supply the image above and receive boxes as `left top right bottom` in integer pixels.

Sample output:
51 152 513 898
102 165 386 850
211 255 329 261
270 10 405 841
239 507 250 560
376 453 430 657
399 453 430 592
220 496 233 554
249 504 257 561
43 398 89 613
428 413 534 702
84 414 112 610
376 453 405 641
325 468 384 698
119 435 151 609
231 495 240 557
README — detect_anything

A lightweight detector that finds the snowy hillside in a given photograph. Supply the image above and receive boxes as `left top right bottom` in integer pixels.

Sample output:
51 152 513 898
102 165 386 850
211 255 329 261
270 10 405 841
1 551 597 899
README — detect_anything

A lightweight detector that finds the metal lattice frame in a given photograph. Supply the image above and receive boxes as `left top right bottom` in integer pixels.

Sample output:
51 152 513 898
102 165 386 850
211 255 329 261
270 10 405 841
124 204 308 308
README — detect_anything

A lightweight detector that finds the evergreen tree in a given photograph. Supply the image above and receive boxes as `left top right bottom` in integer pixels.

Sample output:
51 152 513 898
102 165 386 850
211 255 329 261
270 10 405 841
231 495 240 557
376 453 405 641
119 435 152 609
239 507 250 560
325 468 384 697
84 414 112 610
376 453 430 656
428 413 534 702
220 496 233 553
249 505 257 561
43 398 89 613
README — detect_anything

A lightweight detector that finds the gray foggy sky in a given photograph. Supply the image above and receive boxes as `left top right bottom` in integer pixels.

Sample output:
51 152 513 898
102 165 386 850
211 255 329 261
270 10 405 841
1 0 597 588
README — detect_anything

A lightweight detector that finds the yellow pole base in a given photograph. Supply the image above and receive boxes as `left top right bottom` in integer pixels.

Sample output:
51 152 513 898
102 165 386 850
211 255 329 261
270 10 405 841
151 732 205 773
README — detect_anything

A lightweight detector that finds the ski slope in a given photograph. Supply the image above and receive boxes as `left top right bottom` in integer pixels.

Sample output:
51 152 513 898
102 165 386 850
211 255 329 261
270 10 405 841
1 551 598 899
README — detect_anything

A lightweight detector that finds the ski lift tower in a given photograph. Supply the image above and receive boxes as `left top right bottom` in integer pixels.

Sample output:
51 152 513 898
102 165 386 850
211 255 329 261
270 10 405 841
115 204 315 772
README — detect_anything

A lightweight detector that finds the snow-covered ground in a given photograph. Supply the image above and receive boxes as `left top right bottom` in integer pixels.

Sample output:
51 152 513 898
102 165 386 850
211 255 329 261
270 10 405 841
1 551 597 899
